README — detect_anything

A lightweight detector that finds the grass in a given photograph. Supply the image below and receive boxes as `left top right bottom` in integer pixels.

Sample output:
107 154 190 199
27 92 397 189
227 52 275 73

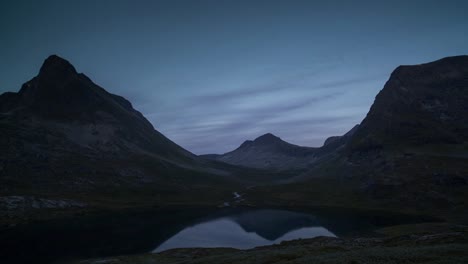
72 226 468 264
376 222 468 237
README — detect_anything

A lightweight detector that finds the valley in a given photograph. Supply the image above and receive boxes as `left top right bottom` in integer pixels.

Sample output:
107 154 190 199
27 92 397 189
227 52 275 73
1 55 467 263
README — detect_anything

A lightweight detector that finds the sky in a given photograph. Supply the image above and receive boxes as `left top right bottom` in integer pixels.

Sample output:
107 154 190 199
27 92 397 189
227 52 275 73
1 0 468 154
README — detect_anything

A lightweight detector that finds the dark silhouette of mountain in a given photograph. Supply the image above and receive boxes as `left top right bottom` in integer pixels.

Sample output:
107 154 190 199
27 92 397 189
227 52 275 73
202 127 359 171
2 54 468 224
212 56 468 194
0 55 237 213
201 133 318 170
338 55 468 204
349 55 468 151
1 55 195 160
323 124 359 147
252 56 468 213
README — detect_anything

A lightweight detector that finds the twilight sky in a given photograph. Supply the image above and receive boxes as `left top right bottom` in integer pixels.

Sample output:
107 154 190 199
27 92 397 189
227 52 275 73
1 0 468 154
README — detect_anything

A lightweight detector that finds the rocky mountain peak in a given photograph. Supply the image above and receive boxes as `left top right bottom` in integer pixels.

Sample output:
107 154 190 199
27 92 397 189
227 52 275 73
39 55 78 78
10 55 118 120
254 133 282 145
1 54 195 165
2 55 150 128
17 55 85 109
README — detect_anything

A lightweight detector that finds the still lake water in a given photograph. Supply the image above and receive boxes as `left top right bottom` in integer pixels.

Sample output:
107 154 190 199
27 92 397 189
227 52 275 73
154 209 336 252
0 207 434 263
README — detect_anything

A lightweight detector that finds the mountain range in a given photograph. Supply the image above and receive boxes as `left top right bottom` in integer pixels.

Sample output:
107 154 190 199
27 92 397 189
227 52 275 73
244 56 468 220
1 55 468 223
201 125 359 170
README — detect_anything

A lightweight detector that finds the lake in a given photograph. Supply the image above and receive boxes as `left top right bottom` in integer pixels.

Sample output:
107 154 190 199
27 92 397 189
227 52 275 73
154 209 336 252
0 207 435 263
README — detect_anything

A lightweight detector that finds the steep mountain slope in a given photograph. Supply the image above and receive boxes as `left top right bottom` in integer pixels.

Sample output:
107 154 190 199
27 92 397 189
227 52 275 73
1 55 193 160
0 55 238 216
349 55 468 151
202 127 358 171
245 56 468 218
341 55 468 209
344 55 468 178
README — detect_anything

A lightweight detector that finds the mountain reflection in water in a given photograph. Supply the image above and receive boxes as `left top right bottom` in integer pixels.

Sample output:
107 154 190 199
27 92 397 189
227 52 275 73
154 209 336 252
0 207 433 264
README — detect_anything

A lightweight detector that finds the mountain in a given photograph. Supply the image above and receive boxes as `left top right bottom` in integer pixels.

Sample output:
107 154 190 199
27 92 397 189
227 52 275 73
323 124 359 147
349 55 468 151
1 55 195 161
0 55 237 219
340 55 468 207
202 127 359 171
201 133 317 170
2 54 468 224
246 56 468 218
343 55 468 175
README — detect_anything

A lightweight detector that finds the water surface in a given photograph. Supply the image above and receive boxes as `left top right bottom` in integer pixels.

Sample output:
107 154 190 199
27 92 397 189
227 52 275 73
0 207 435 263
154 209 336 252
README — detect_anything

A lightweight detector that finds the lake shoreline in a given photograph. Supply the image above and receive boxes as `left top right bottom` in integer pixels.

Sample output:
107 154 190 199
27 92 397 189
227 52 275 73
74 223 468 264
0 205 447 263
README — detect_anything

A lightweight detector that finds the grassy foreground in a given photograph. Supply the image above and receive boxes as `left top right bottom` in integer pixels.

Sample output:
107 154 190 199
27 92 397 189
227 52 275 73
72 223 468 264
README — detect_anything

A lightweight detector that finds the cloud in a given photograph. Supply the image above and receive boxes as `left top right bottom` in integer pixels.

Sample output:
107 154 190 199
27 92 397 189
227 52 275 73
142 74 384 154
170 114 359 155
189 73 384 106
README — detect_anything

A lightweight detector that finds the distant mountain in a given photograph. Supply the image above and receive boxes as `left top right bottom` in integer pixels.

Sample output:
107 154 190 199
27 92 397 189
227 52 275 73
201 133 316 170
202 128 358 171
0 55 236 216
